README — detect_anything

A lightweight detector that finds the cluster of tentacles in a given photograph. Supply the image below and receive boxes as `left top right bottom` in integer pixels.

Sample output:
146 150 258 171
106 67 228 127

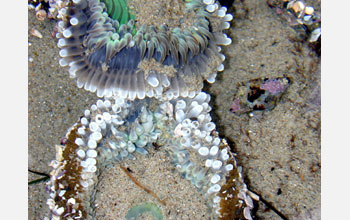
54 0 232 99
45 0 254 219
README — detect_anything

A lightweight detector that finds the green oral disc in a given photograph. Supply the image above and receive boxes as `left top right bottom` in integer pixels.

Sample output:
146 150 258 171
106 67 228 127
101 0 136 25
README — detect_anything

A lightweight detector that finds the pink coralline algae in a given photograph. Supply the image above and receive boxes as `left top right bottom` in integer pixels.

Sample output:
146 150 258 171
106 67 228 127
230 77 290 115
230 98 241 113
261 79 288 95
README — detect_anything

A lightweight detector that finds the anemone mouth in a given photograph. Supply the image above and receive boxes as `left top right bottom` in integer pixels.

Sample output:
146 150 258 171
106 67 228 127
128 0 197 31
57 0 232 100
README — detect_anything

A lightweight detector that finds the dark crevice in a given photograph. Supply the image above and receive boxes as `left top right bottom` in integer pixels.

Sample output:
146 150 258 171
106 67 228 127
28 169 50 185
28 169 50 177
248 188 289 220
218 0 235 8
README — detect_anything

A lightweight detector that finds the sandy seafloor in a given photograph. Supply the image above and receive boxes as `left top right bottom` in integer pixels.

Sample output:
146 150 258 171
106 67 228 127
28 0 321 219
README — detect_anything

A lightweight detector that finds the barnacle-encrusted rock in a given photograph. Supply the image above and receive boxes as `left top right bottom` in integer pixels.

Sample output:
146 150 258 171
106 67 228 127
54 0 232 99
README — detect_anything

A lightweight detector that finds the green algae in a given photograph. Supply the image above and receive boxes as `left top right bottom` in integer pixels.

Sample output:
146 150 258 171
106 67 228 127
125 202 163 220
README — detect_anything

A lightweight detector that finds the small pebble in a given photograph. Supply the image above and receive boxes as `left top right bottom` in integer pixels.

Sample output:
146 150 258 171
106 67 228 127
304 6 314 15
36 9 47 21
291 1 305 13
28 4 35 10
31 28 43 39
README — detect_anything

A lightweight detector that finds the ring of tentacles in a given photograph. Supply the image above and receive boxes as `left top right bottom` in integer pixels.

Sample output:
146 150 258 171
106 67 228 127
46 0 254 219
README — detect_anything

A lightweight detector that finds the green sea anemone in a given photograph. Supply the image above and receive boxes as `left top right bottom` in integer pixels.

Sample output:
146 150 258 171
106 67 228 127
125 202 163 220
56 0 232 99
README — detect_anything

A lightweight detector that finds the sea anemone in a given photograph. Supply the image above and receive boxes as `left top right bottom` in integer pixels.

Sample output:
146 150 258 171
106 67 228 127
46 93 254 219
55 0 232 99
